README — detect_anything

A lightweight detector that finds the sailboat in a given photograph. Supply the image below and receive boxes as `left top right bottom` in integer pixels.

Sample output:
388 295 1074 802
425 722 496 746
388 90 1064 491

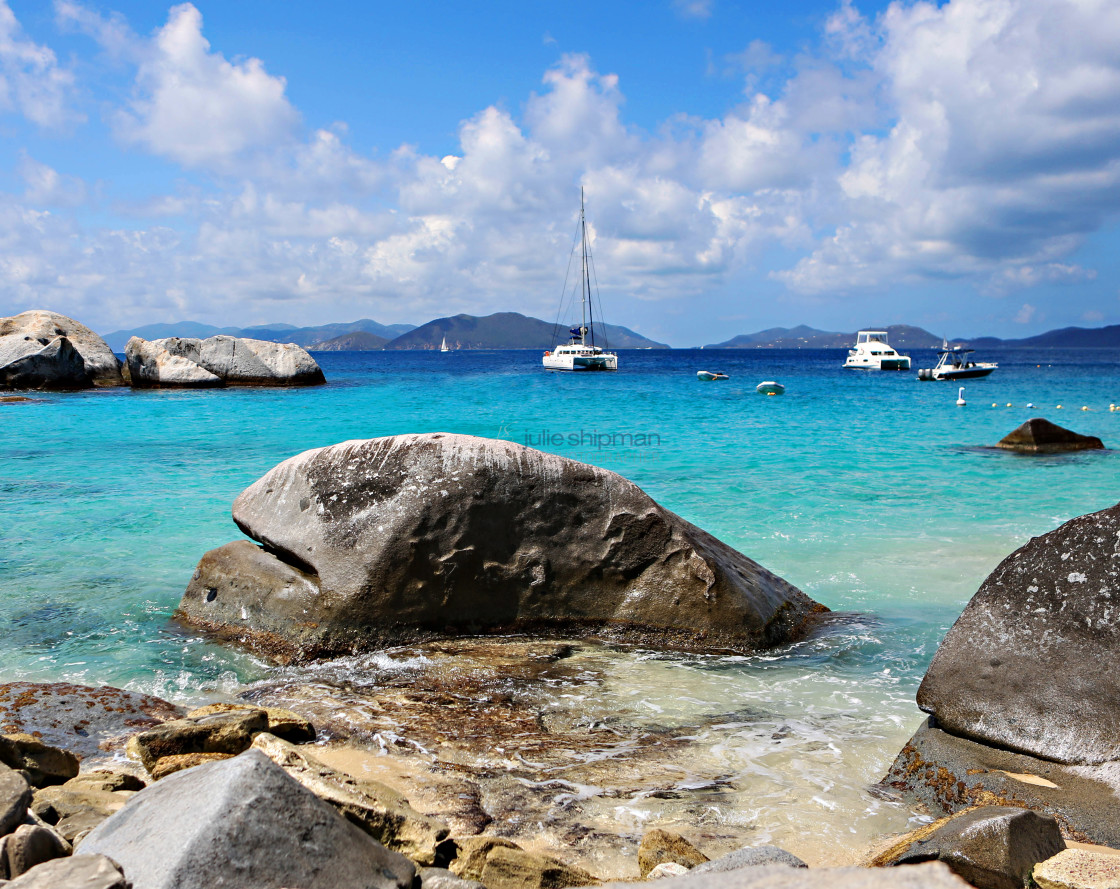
542 189 618 372
440 336 449 353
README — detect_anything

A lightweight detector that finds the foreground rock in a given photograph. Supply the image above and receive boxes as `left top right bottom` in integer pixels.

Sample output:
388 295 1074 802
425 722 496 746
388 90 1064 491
870 806 1065 889
80 749 416 889
639 829 708 877
0 734 79 787
450 836 599 889
691 847 808 873
1 854 128 888
0 311 125 389
178 434 826 661
916 502 1120 765
995 419 1104 453
126 707 268 772
598 862 971 889
125 335 325 388
0 683 184 764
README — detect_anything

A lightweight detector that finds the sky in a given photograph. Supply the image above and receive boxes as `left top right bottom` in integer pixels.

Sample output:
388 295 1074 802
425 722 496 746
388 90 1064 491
0 0 1119 346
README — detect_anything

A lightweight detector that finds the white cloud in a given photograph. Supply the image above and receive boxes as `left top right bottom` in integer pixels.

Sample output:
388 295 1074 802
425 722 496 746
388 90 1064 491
672 0 714 21
1014 303 1036 324
115 3 299 170
19 155 87 207
781 0 1120 295
0 0 77 127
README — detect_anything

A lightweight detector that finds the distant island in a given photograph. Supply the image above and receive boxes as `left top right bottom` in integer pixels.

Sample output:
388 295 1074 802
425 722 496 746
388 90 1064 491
102 316 1120 353
105 312 668 352
704 323 1120 350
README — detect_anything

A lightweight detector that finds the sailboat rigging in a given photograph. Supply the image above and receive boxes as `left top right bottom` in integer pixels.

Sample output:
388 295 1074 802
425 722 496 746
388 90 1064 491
542 189 618 372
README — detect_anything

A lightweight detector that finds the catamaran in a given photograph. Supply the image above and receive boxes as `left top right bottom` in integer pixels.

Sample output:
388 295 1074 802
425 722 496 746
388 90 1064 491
543 190 618 372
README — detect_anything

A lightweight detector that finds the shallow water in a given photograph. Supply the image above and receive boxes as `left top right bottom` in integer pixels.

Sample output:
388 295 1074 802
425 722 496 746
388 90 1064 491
2 347 1118 863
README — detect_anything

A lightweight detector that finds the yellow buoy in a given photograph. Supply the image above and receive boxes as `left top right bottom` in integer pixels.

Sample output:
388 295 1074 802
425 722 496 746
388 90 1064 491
1081 406 1089 411
1006 403 1012 407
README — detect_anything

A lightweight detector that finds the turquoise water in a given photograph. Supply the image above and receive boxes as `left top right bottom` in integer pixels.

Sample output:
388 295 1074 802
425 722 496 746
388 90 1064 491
2 347 1118 695
4 346 1118 860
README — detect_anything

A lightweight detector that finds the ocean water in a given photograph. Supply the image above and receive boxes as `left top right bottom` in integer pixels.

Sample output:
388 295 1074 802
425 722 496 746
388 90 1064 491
2 346 1118 861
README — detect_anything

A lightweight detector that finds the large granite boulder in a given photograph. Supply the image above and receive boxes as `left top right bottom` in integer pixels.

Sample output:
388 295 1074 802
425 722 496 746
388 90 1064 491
124 337 222 388
79 749 416 889
0 311 124 388
125 335 324 387
916 502 1120 764
996 419 1104 453
0 333 90 389
177 434 826 661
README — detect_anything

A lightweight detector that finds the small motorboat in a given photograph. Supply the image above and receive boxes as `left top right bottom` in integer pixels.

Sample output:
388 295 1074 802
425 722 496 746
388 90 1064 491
697 371 729 381
917 347 997 380
756 381 785 395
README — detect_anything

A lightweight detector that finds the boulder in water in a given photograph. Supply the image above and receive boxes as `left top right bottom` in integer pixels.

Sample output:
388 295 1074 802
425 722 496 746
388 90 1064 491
177 433 827 661
0 311 124 388
0 334 90 389
125 334 325 387
916 502 1120 765
996 419 1103 453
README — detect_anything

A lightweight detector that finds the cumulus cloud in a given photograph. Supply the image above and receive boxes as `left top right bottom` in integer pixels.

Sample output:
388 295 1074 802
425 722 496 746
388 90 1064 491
115 3 300 170
781 0 1120 294
19 155 87 207
672 0 714 21
0 0 77 127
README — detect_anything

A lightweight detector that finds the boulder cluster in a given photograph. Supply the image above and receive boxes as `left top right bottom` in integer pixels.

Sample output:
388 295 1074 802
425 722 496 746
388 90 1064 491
0 310 324 390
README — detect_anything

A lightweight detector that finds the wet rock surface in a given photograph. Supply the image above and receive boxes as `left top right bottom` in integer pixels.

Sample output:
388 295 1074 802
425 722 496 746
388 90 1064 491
882 718 1120 847
80 749 416 889
869 806 1065 889
0 683 184 764
179 433 826 661
638 829 708 877
916 502 1120 765
995 419 1104 453
0 311 124 389
243 635 916 877
125 707 267 772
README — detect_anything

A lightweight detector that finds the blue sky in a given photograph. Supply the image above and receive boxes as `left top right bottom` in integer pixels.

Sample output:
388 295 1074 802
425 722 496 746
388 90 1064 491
1 0 1118 346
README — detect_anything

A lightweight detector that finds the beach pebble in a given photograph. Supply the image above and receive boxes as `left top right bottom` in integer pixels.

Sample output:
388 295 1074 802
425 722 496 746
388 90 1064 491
647 863 691 879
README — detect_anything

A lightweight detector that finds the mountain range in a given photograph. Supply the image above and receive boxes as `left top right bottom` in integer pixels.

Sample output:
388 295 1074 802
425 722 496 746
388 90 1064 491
102 317 1120 353
105 312 667 351
102 318 415 352
705 324 1120 349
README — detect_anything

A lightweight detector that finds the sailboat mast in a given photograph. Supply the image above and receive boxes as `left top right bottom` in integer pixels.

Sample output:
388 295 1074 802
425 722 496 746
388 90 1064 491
580 188 588 345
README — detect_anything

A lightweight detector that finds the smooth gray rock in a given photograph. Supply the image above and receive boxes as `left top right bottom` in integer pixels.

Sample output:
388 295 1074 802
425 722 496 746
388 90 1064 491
872 806 1065 889
690 846 807 873
917 502 1120 764
598 862 971 889
1 823 71 880
2 854 129 888
0 767 31 836
0 683 184 764
124 338 222 389
192 335 324 386
79 750 415 889
0 311 124 387
882 717 1120 847
0 335 90 389
178 433 826 661
996 418 1104 453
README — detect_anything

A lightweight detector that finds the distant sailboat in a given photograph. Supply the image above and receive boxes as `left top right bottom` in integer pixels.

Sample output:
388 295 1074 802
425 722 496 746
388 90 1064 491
440 336 449 353
542 189 618 372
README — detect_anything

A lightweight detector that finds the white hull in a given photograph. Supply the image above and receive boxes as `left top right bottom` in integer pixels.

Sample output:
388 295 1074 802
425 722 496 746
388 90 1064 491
543 349 618 371
842 330 910 370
